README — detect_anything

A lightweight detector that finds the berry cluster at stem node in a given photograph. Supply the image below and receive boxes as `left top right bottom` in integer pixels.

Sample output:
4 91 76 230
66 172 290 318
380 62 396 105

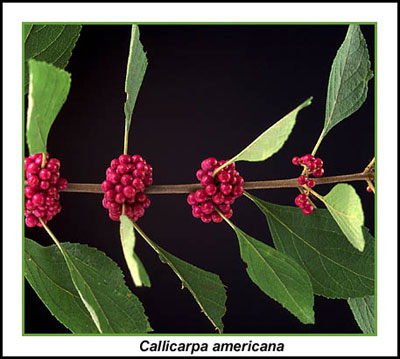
24 153 68 227
292 154 325 215
187 157 244 223
101 154 152 222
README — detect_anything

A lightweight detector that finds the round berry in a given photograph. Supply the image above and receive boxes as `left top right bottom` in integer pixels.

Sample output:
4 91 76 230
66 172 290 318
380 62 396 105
101 180 114 192
115 193 126 204
301 154 314 164
292 156 300 166
307 162 316 172
196 169 205 181
306 179 315 188
120 174 133 186
201 214 212 223
314 158 323 168
201 201 215 215
39 169 51 181
194 189 208 203
132 178 145 192
201 175 214 187
297 175 308 185
114 184 123 193
133 203 145 218
56 178 68 191
27 175 40 188
313 168 324 177
110 158 119 169
205 184 217 197
302 204 314 215
119 154 131 164
123 186 136 199
212 192 225 204
132 155 143 163
27 162 40 174
143 176 153 186
366 186 373 193
32 193 45 206
117 164 129 175
33 209 45 218
25 215 38 227
220 183 232 196
201 157 217 171
109 202 121 213
133 169 145 180
187 193 197 205
108 172 120 185
124 204 135 219
25 200 35 210
211 211 223 223
192 205 203 218
48 158 60 169
105 190 116 202
143 198 151 209
217 203 230 213
136 192 147 203
40 180 50 190
232 185 244 198
217 171 231 183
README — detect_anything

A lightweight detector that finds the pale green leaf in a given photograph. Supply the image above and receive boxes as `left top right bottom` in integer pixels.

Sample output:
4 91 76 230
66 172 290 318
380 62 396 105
25 238 151 333
323 25 373 138
323 184 365 251
120 215 151 287
225 220 315 324
24 24 81 93
348 295 375 334
26 60 71 155
124 25 148 132
214 97 312 174
246 193 374 299
134 224 226 333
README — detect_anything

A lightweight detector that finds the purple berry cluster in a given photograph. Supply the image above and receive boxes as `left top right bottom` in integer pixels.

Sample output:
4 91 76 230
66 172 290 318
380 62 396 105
291 154 325 215
24 153 68 227
101 154 152 222
187 157 244 223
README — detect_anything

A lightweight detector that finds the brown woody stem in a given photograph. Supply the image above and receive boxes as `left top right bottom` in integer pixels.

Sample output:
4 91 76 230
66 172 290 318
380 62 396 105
59 171 373 195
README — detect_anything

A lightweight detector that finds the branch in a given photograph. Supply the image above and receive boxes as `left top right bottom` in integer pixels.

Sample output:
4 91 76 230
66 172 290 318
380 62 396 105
60 171 373 195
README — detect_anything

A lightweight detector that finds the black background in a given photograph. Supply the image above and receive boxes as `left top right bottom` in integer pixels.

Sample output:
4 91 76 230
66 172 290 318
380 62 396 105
24 24 375 334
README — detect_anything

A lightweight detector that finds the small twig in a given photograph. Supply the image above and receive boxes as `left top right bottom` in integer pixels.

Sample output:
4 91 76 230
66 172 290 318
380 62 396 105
58 172 373 195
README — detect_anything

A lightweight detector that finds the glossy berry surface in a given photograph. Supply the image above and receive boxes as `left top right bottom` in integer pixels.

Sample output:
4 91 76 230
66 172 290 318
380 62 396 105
292 154 325 215
187 157 244 223
24 153 67 227
101 154 152 222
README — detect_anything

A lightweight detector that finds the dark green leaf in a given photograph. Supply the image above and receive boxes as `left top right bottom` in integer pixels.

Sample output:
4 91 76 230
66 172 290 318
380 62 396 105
24 24 81 93
134 224 226 333
225 220 314 324
348 295 375 334
214 97 312 174
323 184 365 251
25 238 98 333
120 215 151 287
124 25 148 133
23 24 33 42
25 238 151 333
323 25 373 138
26 60 71 155
246 194 374 299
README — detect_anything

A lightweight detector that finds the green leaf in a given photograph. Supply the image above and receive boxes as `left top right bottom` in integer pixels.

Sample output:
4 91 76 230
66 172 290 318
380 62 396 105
124 25 148 133
225 220 315 324
26 60 71 155
323 25 373 138
25 237 151 334
322 184 365 251
25 238 99 333
23 24 33 42
348 296 375 334
214 97 312 174
120 215 151 287
133 224 226 333
24 24 81 93
246 194 374 299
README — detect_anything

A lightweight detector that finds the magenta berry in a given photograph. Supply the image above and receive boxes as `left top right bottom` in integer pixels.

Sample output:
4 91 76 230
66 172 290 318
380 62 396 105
306 179 315 188
313 168 324 177
291 156 300 166
302 204 314 215
101 154 153 222
314 158 323 168
188 157 244 223
297 175 308 185
24 154 67 227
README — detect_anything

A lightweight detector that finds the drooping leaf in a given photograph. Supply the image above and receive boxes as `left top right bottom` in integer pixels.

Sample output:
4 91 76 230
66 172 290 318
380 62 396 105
124 25 148 133
348 295 375 334
214 97 312 174
133 224 226 333
246 193 374 299
323 184 365 251
24 24 81 93
323 25 373 138
25 238 151 334
224 219 315 324
25 238 99 333
120 215 151 287
26 60 71 155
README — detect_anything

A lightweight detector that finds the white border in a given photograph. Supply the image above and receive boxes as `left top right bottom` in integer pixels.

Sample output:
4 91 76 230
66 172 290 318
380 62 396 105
3 2 398 357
